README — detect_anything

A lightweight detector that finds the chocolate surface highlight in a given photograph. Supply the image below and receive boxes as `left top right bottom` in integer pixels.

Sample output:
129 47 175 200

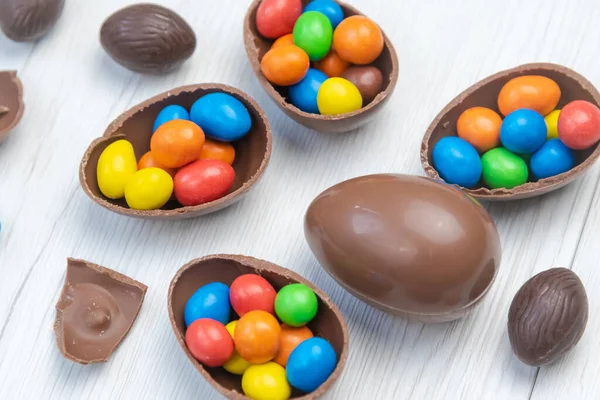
0 0 64 41
54 258 147 364
421 63 600 200
0 71 25 144
168 254 349 399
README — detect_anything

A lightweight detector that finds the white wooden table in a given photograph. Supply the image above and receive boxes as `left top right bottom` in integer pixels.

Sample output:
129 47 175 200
1 0 599 398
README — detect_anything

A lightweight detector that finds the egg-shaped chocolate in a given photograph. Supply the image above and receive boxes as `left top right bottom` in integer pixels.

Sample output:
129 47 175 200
304 174 501 322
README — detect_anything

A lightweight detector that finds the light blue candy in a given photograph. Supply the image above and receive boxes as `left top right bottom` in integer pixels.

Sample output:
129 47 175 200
287 337 337 393
152 105 190 132
184 282 230 327
500 108 547 154
530 138 575 179
432 136 482 188
190 93 252 142
289 68 328 114
304 0 345 28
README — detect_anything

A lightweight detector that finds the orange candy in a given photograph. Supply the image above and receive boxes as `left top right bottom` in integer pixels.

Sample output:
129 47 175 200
272 33 294 49
497 75 561 117
138 151 177 177
273 324 313 367
314 49 349 77
333 16 384 65
260 45 310 86
457 107 503 153
235 310 281 364
198 138 236 165
150 120 205 168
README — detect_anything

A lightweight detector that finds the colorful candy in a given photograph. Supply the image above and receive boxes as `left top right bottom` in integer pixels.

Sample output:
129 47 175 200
341 66 383 105
481 148 528 189
500 109 547 154
96 140 138 199
190 93 252 142
273 324 313 366
275 284 318 327
456 107 502 153
150 119 205 168
333 16 383 65
545 109 561 139
137 151 177 177
497 75 561 117
530 139 575 180
293 11 333 61
256 0 303 39
286 337 337 392
184 282 231 327
261 45 310 86
223 321 251 375
235 310 281 364
557 100 600 150
124 168 173 210
317 77 362 115
152 104 190 132
289 68 328 113
304 0 344 28
174 159 235 206
313 49 348 77
272 33 294 49
230 274 277 316
242 362 291 400
185 319 234 367
432 137 482 188
198 138 236 165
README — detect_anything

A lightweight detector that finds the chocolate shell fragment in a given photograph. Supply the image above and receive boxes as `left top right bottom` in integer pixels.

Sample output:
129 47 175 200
0 0 65 42
54 258 147 364
0 71 24 144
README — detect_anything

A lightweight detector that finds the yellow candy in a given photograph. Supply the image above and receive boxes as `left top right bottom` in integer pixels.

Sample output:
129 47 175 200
242 362 291 400
96 139 137 199
223 321 251 375
545 109 561 139
317 77 363 115
124 168 173 210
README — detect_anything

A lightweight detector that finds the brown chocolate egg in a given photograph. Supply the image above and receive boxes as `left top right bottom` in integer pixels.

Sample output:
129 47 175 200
341 66 383 105
0 71 24 144
0 0 64 42
304 174 501 322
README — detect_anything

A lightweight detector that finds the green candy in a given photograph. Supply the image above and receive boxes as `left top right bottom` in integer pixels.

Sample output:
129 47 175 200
275 283 318 327
293 11 333 61
482 148 529 189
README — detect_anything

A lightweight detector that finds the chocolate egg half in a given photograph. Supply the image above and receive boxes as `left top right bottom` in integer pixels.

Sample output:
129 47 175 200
304 174 502 322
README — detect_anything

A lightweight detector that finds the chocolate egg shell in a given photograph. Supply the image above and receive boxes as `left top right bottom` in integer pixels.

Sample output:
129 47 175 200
304 174 501 322
0 71 24 144
508 268 588 366
168 254 349 399
341 66 383 105
243 0 399 133
421 63 600 200
0 0 64 42
79 84 271 220
100 4 196 74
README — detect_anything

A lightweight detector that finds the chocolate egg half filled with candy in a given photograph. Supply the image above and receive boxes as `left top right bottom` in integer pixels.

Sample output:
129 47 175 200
304 174 502 322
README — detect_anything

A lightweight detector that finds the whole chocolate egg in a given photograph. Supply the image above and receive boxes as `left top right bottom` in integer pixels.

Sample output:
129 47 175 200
304 174 502 322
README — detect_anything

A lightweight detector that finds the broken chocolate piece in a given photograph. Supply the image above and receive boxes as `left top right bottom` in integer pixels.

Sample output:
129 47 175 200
0 71 24 144
0 106 8 115
54 258 147 364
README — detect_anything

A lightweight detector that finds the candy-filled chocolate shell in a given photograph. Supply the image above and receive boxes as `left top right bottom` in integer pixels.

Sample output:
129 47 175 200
54 258 147 364
243 0 398 133
168 254 348 399
421 63 600 200
79 84 271 220
100 4 196 74
0 0 64 42
508 268 588 366
0 71 24 144
305 174 502 322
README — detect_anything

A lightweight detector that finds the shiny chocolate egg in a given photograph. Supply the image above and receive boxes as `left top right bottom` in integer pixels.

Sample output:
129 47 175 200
304 174 502 322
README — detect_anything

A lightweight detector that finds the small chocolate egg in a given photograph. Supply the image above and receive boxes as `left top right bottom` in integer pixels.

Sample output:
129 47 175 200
304 174 502 322
0 0 64 42
341 66 383 104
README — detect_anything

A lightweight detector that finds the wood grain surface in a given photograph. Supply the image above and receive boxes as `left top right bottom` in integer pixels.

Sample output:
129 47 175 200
1 0 599 399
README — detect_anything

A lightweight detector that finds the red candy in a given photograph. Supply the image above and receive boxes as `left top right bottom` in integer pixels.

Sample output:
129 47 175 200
558 100 600 150
230 274 277 317
174 159 235 206
185 319 234 367
256 0 302 39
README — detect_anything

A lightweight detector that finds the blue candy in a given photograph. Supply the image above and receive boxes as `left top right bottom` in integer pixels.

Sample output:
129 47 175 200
432 136 482 188
500 109 547 154
289 68 328 114
304 0 344 28
286 338 337 393
530 138 575 179
190 93 252 142
152 105 190 132
184 282 230 327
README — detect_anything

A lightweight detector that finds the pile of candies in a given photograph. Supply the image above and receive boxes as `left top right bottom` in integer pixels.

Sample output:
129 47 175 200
257 0 385 115
184 275 337 400
433 75 600 189
96 92 251 210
